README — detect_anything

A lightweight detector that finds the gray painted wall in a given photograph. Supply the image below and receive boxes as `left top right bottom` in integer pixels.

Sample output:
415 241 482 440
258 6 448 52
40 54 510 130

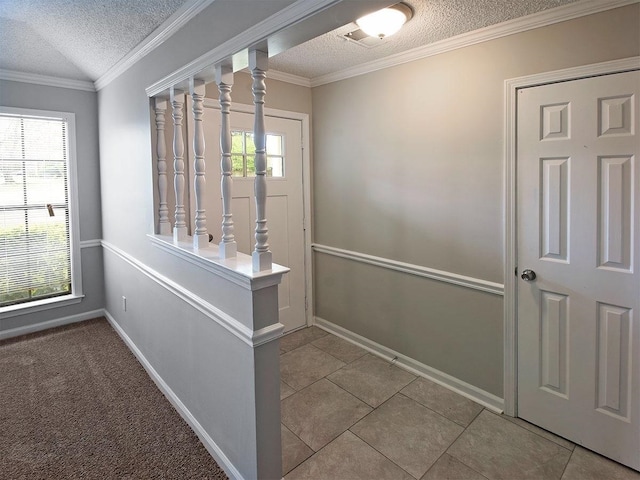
0 79 104 333
97 1 296 477
311 5 640 397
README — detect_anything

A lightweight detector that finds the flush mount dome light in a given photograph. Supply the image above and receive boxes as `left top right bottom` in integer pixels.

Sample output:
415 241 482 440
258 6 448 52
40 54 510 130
356 3 413 39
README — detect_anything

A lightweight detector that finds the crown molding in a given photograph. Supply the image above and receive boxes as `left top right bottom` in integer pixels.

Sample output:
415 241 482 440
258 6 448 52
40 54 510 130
267 69 312 88
94 0 217 91
0 69 96 92
146 0 343 97
310 0 639 87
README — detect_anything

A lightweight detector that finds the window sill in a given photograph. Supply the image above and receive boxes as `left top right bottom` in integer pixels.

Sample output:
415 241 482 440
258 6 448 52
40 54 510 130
1 294 84 319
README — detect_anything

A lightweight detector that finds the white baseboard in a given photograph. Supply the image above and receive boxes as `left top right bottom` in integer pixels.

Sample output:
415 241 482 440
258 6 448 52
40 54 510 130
0 308 105 340
314 316 504 413
103 310 244 480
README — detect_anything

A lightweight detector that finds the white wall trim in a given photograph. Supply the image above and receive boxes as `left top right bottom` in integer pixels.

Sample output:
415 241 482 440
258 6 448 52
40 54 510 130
314 316 504 413
148 234 288 291
312 243 504 296
267 69 312 88
502 56 640 417
0 308 104 340
310 0 639 87
102 310 244 480
0 69 96 92
80 239 102 249
102 240 284 348
94 0 217 91
145 0 341 97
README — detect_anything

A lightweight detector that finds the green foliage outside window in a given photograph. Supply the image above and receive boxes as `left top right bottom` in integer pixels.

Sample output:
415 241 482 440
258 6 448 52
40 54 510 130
0 222 70 306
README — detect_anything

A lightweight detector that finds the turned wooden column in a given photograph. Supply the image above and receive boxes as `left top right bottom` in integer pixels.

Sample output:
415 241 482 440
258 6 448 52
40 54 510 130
190 79 208 249
216 64 237 259
154 97 171 235
250 50 272 271
170 87 187 242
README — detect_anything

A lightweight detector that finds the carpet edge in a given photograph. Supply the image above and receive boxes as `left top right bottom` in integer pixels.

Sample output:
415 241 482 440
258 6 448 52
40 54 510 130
103 309 243 480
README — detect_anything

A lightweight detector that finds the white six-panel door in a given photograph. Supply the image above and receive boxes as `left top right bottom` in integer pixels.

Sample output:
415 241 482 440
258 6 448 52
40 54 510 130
187 104 307 333
517 70 639 470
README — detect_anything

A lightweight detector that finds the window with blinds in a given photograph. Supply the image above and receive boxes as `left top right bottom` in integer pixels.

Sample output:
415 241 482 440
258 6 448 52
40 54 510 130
0 110 76 308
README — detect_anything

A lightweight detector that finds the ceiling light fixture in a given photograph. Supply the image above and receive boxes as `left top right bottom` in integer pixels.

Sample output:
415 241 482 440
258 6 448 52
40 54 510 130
356 3 413 39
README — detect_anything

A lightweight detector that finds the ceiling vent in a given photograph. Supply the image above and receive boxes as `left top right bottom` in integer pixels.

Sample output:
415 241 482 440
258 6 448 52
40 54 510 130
340 29 385 48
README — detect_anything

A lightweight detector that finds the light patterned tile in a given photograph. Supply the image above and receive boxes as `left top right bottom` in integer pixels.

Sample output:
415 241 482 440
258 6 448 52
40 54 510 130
561 446 640 480
502 415 574 451
280 327 328 353
402 377 483 427
281 381 295 400
327 354 416 407
282 424 313 476
351 394 463 479
281 379 371 451
311 334 367 364
280 344 345 390
421 453 487 480
447 410 571 480
286 431 413 480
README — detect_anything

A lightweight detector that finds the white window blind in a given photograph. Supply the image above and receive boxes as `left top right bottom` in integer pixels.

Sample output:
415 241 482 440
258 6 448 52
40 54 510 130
0 112 73 307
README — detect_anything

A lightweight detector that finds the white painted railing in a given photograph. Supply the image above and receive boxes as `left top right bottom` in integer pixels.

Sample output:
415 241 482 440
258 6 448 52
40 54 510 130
153 49 274 272
153 98 171 235
216 64 237 259
249 50 272 272
170 88 188 243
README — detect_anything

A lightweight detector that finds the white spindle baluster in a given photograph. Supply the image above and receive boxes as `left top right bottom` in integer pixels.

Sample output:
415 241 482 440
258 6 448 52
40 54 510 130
190 79 208 249
154 97 171 235
250 50 272 272
171 88 188 242
216 64 237 259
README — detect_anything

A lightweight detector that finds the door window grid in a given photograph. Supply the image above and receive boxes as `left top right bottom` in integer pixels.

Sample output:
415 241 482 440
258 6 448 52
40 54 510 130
231 130 284 177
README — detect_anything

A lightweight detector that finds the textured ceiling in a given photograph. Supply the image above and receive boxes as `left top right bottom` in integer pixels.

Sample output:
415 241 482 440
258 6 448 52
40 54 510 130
0 0 188 81
0 0 589 84
270 0 581 79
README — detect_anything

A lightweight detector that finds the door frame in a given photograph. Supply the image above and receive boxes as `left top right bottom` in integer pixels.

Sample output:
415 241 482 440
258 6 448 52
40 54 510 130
503 56 640 417
201 98 314 329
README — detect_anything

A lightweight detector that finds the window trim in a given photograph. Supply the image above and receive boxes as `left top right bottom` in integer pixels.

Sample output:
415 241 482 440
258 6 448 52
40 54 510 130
0 106 83 317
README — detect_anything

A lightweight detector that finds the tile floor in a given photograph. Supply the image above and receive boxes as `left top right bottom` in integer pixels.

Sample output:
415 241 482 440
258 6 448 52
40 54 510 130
279 327 640 480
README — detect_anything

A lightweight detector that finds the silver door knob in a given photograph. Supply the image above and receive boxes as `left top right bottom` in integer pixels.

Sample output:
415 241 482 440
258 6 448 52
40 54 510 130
521 269 537 281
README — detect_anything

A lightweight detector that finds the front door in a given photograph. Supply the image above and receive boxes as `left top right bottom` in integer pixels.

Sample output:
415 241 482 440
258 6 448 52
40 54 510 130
187 104 307 333
517 70 640 469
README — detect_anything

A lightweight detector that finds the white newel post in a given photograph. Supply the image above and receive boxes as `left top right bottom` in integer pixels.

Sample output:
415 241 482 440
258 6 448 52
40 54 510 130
216 64 237 259
190 79 209 249
250 50 272 272
170 88 188 242
154 97 171 235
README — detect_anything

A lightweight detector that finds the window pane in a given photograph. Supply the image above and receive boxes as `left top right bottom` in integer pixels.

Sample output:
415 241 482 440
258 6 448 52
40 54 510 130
231 131 244 154
266 134 282 155
232 155 244 177
0 172 23 206
0 209 70 305
0 117 23 159
0 111 74 308
267 156 284 177
25 161 67 205
22 119 65 161
246 155 256 177
245 132 256 154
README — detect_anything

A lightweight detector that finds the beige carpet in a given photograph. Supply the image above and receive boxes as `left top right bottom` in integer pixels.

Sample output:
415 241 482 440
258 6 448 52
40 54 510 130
0 318 228 479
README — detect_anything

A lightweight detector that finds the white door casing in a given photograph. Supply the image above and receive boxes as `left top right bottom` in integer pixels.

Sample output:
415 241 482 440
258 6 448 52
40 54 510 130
186 100 309 333
516 69 639 469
